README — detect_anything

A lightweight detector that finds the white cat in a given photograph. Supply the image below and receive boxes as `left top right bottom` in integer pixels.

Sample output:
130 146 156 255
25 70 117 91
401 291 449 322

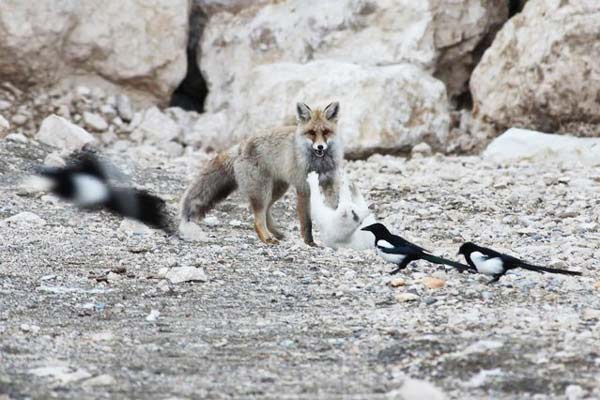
306 171 376 250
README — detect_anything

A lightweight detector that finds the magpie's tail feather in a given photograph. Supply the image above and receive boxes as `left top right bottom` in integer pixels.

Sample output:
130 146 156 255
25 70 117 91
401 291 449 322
421 253 474 273
106 188 174 234
519 263 582 276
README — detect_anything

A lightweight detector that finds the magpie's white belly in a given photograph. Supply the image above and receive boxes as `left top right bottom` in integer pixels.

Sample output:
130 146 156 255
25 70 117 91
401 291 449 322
470 252 504 275
73 174 110 206
376 239 405 264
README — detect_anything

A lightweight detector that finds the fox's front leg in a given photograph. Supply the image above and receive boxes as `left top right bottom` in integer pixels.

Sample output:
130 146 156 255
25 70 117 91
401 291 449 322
296 191 316 246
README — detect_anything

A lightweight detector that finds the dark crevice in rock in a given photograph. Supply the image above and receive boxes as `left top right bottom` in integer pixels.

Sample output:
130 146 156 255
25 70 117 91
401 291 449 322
169 4 208 112
509 0 528 17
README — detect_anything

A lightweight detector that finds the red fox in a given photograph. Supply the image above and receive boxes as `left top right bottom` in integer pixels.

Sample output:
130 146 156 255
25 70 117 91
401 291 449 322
180 102 343 245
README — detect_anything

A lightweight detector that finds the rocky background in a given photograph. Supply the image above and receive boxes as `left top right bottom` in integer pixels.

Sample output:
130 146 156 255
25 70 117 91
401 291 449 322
1 0 600 399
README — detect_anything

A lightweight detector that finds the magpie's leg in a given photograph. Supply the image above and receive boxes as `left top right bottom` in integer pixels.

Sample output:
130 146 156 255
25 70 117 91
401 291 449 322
486 274 502 285
389 258 411 275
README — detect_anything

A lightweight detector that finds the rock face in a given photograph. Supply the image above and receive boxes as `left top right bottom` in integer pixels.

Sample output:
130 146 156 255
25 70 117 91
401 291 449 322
0 0 189 105
483 128 600 166
196 0 508 153
471 0 600 137
229 61 450 155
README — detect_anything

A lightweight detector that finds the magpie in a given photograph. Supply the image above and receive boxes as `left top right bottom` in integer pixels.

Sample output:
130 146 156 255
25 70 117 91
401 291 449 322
457 242 582 284
34 152 171 232
361 223 472 274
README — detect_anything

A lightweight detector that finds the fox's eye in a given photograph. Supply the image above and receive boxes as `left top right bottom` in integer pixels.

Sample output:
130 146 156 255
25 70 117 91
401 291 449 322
306 130 316 136
322 129 331 136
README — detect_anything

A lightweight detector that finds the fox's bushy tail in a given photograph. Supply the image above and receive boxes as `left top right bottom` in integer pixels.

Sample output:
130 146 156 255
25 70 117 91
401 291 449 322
519 263 582 276
180 150 238 222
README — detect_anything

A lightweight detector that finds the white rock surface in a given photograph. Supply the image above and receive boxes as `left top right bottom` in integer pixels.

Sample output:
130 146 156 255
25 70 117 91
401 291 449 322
200 0 507 110
165 267 207 284
471 0 600 136
224 61 450 154
179 221 210 242
29 364 91 385
387 378 447 400
0 0 189 105
132 107 181 144
484 128 600 165
36 115 96 151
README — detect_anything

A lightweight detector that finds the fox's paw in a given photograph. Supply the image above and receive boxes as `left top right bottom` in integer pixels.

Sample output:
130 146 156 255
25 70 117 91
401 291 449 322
264 237 280 245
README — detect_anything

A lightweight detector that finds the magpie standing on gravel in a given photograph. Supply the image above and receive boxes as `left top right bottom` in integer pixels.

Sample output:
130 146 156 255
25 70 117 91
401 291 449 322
33 152 171 232
457 242 582 284
361 223 472 274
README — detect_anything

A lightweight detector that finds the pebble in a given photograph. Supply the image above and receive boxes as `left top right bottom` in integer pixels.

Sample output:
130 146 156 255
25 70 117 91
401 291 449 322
116 94 133 121
119 219 153 236
395 292 419 302
6 133 27 143
83 111 109 131
0 100 11 110
0 114 9 134
204 216 220 227
146 309 160 322
422 277 445 289
44 152 66 168
178 221 209 242
20 324 40 333
11 114 27 125
82 374 116 387
164 267 207 284
411 142 432 157
389 278 406 287
1 212 46 227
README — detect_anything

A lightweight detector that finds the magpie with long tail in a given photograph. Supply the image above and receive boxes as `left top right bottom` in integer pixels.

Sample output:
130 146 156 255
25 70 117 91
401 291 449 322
361 223 472 274
32 152 171 232
457 242 582 284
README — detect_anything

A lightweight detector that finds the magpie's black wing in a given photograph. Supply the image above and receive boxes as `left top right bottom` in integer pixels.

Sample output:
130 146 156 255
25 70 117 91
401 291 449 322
387 234 429 253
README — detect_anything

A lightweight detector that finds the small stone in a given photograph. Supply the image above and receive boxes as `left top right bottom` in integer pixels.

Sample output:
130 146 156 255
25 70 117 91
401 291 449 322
0 100 11 110
106 272 123 282
146 309 160 322
165 267 207 284
36 115 96 151
395 292 419 302
178 221 209 242
229 219 242 227
83 112 108 131
162 141 184 157
565 385 585 400
581 308 600 321
204 216 220 227
11 114 27 126
389 278 406 287
82 374 116 387
423 277 445 289
157 279 172 293
89 331 114 342
423 297 437 305
44 152 66 168
412 142 432 157
20 324 40 333
99 104 117 117
116 94 133 122
1 212 46 227
76 86 92 97
6 133 27 143
119 219 153 235
0 114 9 135
132 107 180 144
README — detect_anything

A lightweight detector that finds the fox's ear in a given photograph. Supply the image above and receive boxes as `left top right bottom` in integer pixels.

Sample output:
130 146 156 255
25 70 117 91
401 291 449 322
324 102 340 122
296 103 312 123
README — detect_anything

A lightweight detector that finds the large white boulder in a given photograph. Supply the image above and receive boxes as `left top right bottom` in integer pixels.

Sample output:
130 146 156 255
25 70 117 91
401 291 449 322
0 0 189 105
36 115 97 151
222 61 450 155
483 128 600 165
471 0 600 137
199 0 507 111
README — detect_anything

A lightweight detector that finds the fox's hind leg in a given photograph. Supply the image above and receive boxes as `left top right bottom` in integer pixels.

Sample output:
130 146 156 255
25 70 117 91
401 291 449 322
266 181 289 240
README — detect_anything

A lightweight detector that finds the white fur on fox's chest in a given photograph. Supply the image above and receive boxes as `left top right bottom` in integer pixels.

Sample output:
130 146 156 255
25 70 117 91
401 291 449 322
376 240 405 264
470 251 504 275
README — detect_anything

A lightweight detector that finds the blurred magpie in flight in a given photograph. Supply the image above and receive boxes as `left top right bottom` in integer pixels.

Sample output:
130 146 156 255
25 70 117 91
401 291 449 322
34 152 171 232
457 242 582 284
361 223 472 274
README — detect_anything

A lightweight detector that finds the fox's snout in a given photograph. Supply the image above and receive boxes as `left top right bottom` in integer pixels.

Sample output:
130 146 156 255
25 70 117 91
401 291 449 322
312 142 327 157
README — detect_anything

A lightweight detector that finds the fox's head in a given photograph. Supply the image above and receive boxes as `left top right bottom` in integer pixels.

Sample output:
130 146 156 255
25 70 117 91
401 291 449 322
296 102 339 158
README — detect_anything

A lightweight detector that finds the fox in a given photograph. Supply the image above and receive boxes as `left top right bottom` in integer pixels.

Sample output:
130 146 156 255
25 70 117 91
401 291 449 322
180 101 343 245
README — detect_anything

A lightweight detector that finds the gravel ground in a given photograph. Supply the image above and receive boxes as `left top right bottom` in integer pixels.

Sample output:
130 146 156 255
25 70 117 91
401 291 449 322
1 137 599 399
